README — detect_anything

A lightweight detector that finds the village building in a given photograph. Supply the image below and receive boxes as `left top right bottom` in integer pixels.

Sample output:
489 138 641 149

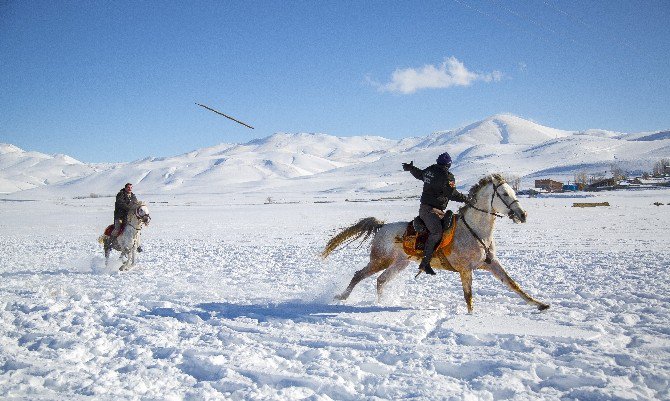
534 179 564 192
587 178 618 191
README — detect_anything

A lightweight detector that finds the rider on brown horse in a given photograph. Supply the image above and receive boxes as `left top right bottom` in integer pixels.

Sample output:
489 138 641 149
403 152 467 276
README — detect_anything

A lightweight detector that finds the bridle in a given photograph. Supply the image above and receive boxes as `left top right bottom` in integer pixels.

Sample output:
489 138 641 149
491 181 520 219
465 181 519 219
460 179 520 264
130 206 151 229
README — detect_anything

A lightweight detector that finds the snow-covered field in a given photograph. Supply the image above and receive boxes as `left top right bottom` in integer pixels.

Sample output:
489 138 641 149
1 189 669 400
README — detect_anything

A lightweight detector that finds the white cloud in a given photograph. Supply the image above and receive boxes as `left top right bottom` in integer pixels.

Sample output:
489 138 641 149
373 57 503 94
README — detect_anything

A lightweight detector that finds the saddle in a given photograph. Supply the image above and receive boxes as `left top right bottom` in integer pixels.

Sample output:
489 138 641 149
103 223 126 237
402 212 458 258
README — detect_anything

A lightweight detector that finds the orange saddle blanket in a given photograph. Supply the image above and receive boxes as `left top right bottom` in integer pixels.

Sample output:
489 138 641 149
402 214 457 258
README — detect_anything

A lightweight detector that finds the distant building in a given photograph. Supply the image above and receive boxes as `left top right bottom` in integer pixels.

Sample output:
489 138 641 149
587 178 618 191
534 179 563 192
562 184 578 192
631 177 670 187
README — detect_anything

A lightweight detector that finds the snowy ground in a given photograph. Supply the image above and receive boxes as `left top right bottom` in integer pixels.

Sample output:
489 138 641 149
1 189 669 400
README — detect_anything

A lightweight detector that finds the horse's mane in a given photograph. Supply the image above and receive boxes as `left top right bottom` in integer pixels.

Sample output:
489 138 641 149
458 173 506 214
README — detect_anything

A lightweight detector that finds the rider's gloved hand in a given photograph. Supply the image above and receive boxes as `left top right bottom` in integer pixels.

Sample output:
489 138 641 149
402 161 414 171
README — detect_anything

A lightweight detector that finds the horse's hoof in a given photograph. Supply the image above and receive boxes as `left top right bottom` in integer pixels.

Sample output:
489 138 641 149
538 304 550 311
333 294 346 301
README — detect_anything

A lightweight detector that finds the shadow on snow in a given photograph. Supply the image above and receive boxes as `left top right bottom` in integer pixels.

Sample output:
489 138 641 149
142 301 410 324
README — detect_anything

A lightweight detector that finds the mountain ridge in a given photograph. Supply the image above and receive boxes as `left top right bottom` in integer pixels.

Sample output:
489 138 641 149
1 114 668 197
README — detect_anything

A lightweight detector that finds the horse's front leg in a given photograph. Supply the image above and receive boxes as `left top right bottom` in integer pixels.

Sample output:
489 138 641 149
131 240 137 266
119 249 130 271
459 269 473 313
482 259 549 310
103 237 111 260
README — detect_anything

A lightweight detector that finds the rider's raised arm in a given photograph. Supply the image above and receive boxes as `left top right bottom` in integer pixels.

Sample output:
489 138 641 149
402 161 424 181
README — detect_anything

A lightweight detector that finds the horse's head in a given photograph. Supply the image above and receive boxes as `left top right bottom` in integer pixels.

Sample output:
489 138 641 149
131 202 151 226
468 174 527 223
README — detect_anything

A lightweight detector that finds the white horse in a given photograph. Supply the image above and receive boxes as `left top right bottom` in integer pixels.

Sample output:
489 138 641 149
322 174 549 313
99 202 151 271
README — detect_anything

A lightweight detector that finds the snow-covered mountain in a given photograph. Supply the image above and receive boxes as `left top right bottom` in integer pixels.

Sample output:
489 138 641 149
4 134 411 198
0 144 102 194
412 114 571 149
2 114 668 199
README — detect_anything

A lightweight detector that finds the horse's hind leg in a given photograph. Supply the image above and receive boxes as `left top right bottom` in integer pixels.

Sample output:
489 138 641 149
336 257 392 301
459 269 474 313
376 256 410 301
335 263 374 301
483 260 550 310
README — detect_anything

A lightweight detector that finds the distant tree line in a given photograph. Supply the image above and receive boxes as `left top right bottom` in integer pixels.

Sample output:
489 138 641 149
502 174 522 191
653 158 670 176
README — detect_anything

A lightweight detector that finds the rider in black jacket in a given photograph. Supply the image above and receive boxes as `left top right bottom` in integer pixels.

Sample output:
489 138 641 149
403 152 467 275
111 183 138 237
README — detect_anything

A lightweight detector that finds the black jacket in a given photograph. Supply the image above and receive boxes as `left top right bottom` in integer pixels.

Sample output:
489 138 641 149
114 189 138 220
408 164 467 210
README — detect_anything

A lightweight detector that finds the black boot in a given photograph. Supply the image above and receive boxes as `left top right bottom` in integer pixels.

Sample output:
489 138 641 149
419 232 441 276
419 259 436 275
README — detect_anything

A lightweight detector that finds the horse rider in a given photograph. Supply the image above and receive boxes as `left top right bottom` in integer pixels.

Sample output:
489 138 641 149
111 182 138 238
403 152 467 275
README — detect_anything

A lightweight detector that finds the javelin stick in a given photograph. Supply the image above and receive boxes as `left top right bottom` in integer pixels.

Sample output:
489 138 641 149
196 103 255 129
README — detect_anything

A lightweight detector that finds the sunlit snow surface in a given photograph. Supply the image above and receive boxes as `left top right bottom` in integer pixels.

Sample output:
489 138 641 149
1 190 669 400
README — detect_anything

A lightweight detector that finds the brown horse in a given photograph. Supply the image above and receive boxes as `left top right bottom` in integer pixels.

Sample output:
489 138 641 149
322 174 549 313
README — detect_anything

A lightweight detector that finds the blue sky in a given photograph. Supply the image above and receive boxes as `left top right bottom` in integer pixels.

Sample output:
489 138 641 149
1 0 669 162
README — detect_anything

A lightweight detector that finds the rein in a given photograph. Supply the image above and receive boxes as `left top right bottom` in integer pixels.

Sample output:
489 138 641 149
126 220 143 231
459 214 493 264
465 203 505 218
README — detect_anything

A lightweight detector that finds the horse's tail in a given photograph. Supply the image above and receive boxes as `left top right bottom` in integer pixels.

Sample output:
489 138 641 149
321 217 384 258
